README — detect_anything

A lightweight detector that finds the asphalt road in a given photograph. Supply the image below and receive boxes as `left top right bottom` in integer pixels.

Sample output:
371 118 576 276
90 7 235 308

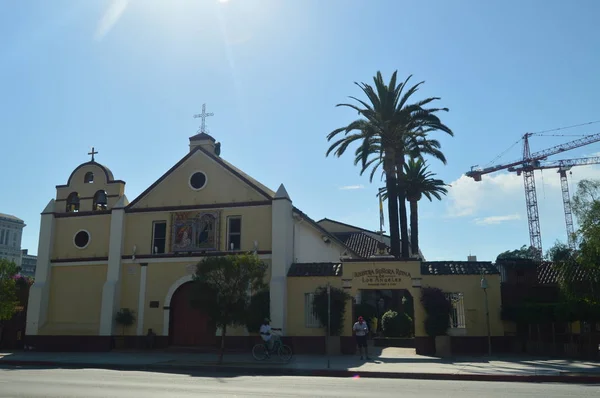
1 367 599 397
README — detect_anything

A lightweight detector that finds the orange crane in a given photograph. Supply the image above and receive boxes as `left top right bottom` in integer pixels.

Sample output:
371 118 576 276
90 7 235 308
508 156 600 249
465 132 600 257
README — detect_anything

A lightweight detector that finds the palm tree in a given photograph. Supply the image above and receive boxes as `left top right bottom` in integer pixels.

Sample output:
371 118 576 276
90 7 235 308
326 71 453 258
380 158 449 256
355 130 449 255
404 158 449 256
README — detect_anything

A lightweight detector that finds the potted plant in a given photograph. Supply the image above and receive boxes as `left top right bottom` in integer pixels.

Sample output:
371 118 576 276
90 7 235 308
114 308 136 349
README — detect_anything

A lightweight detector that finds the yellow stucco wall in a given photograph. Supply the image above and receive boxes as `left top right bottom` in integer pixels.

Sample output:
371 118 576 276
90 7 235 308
52 216 111 259
286 261 504 339
422 274 504 336
343 261 426 337
122 205 272 256
141 258 271 336
130 150 268 209
287 276 343 336
119 264 141 335
287 261 425 337
55 163 125 213
41 265 107 335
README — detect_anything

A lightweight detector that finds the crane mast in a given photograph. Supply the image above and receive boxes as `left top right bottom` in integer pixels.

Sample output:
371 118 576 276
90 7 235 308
466 132 600 259
522 134 543 256
510 156 600 249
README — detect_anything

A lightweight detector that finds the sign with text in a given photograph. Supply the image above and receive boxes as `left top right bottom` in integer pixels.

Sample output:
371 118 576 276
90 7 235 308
352 268 412 287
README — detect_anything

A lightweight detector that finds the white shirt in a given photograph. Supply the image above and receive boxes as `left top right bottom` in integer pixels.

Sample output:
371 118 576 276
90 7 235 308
259 324 272 341
353 321 368 337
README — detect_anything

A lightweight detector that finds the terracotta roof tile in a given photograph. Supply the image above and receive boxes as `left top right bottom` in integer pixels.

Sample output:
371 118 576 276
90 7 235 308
331 232 387 258
287 262 343 277
537 261 598 285
421 261 499 276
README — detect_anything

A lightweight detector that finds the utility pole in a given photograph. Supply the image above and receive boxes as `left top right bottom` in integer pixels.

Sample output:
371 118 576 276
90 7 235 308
327 282 331 369
481 274 492 356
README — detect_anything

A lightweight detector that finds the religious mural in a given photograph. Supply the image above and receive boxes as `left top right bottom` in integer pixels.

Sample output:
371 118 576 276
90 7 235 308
171 211 221 252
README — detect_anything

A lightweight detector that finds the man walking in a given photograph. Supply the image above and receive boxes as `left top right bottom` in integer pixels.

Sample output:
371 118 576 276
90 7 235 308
353 316 370 360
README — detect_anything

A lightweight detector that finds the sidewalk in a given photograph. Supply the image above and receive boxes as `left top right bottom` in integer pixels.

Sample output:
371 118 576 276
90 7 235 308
1 347 599 383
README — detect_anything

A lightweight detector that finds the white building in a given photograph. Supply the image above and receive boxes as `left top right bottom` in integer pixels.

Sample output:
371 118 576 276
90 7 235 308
0 213 25 268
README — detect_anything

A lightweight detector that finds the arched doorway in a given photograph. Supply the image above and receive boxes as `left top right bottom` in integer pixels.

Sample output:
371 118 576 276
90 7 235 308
168 282 216 347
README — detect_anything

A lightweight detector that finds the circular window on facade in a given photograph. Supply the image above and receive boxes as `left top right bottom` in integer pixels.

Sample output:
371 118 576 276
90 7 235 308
189 171 207 190
74 230 90 249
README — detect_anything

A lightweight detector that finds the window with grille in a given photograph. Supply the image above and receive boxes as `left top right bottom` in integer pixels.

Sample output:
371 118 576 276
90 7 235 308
304 293 321 328
445 292 466 329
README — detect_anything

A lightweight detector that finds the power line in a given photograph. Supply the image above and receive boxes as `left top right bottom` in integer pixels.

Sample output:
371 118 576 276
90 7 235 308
532 120 600 135
484 138 522 167
483 120 600 167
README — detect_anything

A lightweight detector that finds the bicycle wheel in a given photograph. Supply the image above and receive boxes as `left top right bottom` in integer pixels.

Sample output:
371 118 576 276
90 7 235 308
252 343 268 361
277 344 293 362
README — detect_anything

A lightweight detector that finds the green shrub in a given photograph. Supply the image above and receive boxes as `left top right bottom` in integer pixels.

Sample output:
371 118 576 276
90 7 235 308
381 310 412 337
115 308 136 336
420 287 451 337
312 286 351 336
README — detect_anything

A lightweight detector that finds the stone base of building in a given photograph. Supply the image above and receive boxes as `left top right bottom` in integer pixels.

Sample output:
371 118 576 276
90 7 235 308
23 335 359 355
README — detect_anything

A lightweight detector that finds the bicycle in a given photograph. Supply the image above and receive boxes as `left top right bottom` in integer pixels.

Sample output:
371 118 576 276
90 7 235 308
252 329 293 362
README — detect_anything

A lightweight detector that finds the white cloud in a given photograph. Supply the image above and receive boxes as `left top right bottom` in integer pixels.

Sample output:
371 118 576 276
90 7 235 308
339 185 365 190
94 0 128 41
474 214 521 225
445 164 600 219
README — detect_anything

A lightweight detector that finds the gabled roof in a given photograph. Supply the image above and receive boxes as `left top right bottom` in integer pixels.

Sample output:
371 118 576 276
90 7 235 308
127 145 274 208
331 231 387 258
292 207 361 258
219 157 276 198
317 217 390 238
288 262 343 277
421 261 499 276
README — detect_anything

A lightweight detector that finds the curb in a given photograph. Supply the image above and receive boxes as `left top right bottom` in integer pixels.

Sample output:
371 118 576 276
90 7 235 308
1 360 600 384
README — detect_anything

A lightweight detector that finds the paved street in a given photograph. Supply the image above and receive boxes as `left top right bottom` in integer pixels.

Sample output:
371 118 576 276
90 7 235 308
1 367 599 397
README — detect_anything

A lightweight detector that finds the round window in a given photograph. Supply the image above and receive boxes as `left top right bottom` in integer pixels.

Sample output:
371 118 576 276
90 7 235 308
74 230 90 249
189 171 207 190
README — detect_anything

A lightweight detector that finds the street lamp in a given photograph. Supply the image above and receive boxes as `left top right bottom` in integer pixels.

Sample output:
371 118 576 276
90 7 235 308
480 273 492 356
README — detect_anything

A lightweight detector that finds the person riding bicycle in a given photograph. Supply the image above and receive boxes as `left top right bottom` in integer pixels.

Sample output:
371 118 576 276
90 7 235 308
259 318 281 353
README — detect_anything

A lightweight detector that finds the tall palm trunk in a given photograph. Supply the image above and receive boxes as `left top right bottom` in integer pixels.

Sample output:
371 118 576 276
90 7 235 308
383 158 401 257
409 199 419 256
395 157 410 258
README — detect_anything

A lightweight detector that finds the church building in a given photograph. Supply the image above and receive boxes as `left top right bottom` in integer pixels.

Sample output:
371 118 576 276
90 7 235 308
26 112 507 355
25 129 406 351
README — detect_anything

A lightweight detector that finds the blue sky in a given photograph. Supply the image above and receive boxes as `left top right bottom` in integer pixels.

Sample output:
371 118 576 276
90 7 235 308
2 0 600 261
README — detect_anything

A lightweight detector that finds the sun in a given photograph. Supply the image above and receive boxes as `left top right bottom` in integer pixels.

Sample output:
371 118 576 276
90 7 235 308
218 0 229 3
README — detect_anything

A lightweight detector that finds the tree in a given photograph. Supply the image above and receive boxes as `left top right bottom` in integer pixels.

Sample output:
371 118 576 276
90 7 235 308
311 286 351 336
495 245 540 262
326 71 453 257
379 158 448 256
0 259 19 346
191 254 268 362
572 179 600 222
0 259 19 321
420 287 451 337
245 289 270 334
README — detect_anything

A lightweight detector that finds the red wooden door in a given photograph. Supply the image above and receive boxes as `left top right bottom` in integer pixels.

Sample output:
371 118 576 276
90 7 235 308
169 282 216 347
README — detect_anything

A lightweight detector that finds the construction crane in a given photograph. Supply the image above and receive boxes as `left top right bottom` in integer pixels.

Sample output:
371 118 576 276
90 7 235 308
508 156 600 249
465 132 600 257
